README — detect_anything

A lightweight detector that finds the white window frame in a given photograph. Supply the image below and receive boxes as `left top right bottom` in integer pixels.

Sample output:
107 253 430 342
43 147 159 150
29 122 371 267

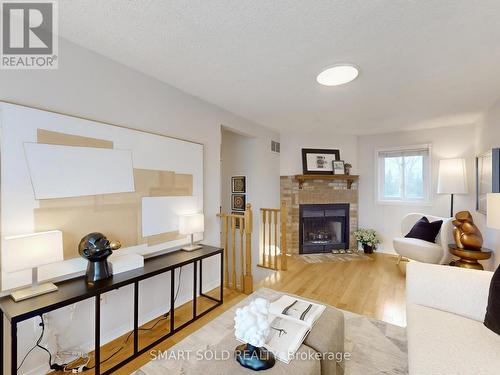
376 144 432 205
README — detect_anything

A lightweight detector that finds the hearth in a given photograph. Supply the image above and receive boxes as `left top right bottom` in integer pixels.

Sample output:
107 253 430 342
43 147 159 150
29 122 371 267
299 203 350 254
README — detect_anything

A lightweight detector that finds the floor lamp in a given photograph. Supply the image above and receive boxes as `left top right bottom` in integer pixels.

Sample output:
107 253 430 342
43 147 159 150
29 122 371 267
437 158 468 217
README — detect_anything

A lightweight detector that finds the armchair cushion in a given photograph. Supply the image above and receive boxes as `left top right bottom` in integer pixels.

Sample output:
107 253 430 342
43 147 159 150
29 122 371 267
484 265 500 335
393 237 444 264
405 216 443 243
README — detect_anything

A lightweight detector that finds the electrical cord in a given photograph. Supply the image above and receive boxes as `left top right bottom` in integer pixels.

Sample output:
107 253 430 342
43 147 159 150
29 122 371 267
80 267 183 372
17 315 53 372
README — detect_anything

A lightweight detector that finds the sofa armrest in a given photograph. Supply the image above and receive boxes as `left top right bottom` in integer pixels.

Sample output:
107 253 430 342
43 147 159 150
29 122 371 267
406 261 493 321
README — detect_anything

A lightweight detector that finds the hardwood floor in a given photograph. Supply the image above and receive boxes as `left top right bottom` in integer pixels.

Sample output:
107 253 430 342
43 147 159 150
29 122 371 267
258 253 406 327
50 252 405 374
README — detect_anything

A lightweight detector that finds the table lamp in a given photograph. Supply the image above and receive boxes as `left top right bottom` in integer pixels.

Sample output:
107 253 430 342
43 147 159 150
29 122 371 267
2 230 64 302
487 193 500 230
179 213 204 251
437 158 468 217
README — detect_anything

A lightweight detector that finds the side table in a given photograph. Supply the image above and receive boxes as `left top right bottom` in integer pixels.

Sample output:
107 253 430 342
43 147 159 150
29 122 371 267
448 245 492 270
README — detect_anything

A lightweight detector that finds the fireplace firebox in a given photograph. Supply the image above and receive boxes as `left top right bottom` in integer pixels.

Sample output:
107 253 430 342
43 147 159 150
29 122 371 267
299 203 350 254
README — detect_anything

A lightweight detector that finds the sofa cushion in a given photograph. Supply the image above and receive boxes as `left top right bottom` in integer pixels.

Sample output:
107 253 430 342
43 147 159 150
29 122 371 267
393 237 443 263
405 216 443 243
407 304 500 375
484 265 500 335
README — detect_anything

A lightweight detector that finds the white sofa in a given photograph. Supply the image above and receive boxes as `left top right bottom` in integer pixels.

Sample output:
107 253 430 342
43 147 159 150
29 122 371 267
393 213 454 264
406 261 500 375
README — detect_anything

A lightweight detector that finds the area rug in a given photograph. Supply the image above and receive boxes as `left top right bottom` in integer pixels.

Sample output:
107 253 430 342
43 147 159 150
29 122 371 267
296 251 373 264
134 288 407 375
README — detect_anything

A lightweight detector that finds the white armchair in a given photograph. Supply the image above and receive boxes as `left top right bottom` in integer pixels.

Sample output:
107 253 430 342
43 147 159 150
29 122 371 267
393 213 454 264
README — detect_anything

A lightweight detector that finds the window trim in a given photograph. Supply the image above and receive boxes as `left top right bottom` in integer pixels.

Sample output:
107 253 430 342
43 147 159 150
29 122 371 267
375 143 432 205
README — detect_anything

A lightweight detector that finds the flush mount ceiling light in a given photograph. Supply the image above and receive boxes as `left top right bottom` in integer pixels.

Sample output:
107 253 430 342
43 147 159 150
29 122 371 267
316 64 359 86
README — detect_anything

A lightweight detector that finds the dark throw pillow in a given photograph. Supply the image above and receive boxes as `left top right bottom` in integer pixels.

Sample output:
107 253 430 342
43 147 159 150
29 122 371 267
405 216 443 243
484 265 500 335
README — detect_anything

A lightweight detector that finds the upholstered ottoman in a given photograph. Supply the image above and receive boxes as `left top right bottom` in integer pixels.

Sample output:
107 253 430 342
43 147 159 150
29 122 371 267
135 288 345 375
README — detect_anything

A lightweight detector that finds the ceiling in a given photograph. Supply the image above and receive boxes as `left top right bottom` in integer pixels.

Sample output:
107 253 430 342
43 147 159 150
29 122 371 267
58 1 500 135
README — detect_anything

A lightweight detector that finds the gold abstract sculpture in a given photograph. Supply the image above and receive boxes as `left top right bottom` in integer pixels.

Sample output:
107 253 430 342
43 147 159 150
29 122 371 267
452 211 483 251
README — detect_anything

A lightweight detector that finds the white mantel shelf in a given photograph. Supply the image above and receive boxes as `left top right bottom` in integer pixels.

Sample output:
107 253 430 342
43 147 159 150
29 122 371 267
294 174 359 189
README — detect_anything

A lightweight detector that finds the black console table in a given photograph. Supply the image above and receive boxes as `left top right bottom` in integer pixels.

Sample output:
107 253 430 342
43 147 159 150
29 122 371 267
0 245 223 374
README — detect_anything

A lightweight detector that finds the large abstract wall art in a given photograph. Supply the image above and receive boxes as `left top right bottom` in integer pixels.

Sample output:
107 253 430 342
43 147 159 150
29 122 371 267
0 102 204 290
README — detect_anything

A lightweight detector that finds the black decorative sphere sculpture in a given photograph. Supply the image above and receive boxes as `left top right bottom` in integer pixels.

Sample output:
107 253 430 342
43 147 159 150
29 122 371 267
78 233 121 283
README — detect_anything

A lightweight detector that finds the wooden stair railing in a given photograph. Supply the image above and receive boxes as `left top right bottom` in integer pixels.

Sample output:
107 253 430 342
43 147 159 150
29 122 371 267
259 201 287 271
218 203 253 294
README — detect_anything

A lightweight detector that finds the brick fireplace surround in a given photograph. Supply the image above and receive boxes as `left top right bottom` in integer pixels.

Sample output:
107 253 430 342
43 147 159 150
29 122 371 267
280 176 359 254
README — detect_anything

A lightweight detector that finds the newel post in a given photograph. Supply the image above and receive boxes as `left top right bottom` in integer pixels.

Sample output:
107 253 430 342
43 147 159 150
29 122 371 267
243 203 253 294
280 201 288 271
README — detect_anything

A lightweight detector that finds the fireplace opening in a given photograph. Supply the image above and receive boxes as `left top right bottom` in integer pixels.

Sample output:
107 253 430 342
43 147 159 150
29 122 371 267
299 203 350 254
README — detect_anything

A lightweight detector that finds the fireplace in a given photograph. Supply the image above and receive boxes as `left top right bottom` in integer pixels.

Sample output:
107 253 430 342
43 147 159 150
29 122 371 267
299 203 350 254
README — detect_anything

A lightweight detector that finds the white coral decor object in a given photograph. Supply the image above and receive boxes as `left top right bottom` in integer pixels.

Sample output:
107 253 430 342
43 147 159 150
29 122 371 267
234 297 270 347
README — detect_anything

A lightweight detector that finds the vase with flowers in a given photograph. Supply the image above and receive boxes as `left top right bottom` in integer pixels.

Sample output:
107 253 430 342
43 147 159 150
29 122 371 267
353 228 381 254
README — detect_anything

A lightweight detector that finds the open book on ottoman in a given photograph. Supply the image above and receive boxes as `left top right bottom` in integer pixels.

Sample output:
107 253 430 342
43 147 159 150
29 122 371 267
237 294 326 363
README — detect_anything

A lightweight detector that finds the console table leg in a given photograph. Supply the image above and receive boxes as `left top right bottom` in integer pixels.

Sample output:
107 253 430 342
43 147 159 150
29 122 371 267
170 270 175 333
199 259 203 295
11 320 17 375
134 281 139 354
95 295 100 374
220 252 224 304
193 261 197 319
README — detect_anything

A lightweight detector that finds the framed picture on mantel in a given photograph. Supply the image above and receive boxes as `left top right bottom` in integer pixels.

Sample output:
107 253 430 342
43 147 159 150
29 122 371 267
302 148 340 175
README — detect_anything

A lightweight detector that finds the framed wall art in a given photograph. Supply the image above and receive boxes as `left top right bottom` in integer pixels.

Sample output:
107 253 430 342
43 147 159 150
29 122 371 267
302 148 340 175
232 194 246 211
232 211 244 229
332 160 345 175
0 102 204 290
231 176 246 193
476 148 500 214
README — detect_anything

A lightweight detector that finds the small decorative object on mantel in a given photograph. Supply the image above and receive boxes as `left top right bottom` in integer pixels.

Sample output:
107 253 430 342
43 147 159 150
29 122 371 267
234 298 275 371
353 228 381 254
79 232 121 283
332 160 345 175
232 194 246 211
344 163 352 175
232 176 247 193
302 148 340 175
452 211 483 251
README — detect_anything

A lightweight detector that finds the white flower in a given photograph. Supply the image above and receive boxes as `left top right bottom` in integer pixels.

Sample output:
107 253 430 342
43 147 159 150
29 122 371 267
234 298 270 347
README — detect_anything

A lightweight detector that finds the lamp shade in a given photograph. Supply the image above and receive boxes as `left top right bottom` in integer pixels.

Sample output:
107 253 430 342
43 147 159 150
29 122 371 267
437 158 468 194
487 193 500 230
2 230 63 273
179 213 204 235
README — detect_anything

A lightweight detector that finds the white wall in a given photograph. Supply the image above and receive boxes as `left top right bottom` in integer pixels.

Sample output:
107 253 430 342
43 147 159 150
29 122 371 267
476 98 500 269
220 129 280 281
357 124 477 255
280 131 358 176
0 38 279 374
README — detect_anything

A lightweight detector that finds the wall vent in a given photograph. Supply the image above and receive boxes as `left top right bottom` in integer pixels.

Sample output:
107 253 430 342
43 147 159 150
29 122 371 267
271 140 280 153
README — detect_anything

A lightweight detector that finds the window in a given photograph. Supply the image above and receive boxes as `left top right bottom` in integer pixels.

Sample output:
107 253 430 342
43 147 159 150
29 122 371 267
377 145 431 203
